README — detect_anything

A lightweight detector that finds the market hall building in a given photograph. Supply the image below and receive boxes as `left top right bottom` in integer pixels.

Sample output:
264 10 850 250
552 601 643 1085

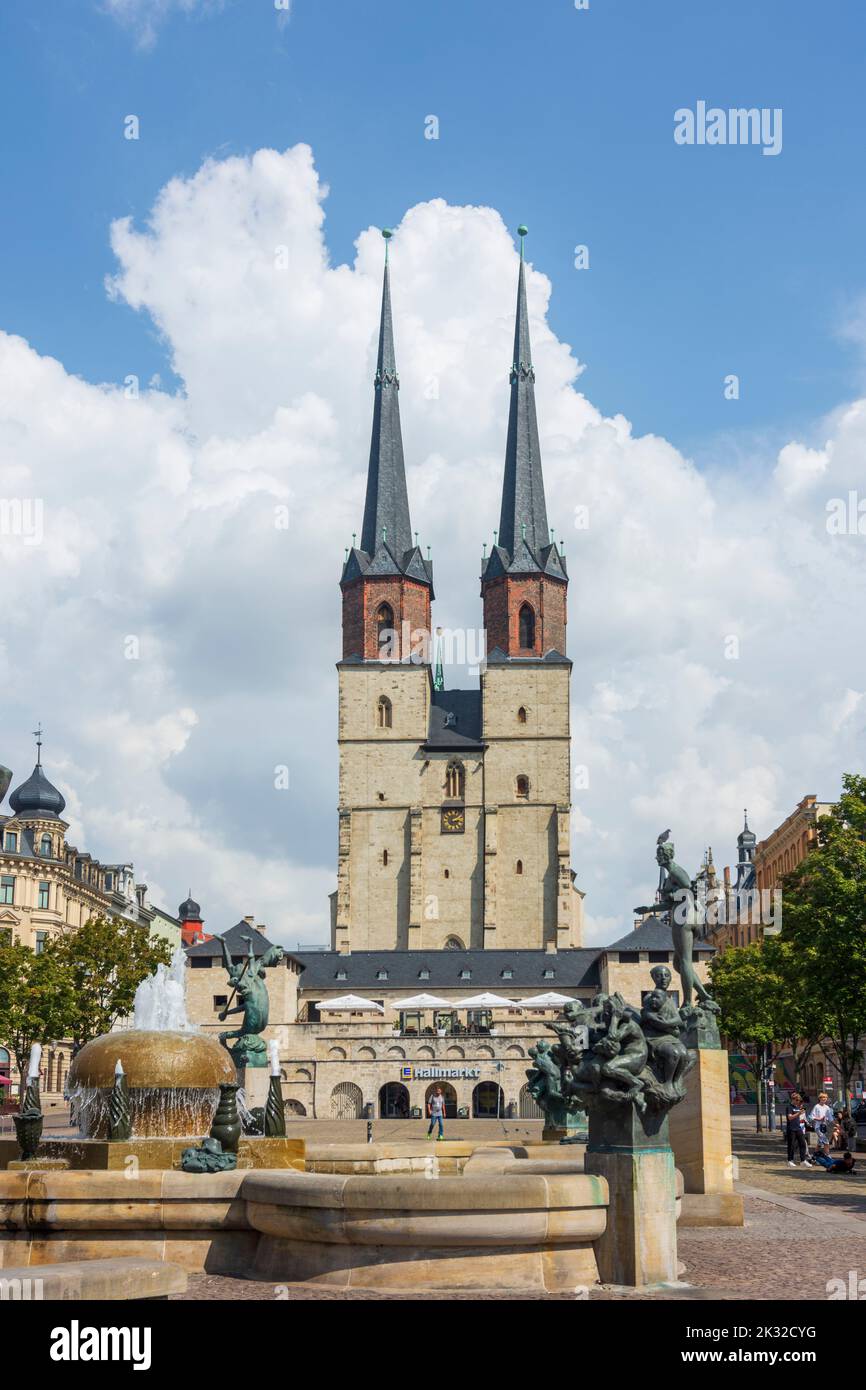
185 232 714 1120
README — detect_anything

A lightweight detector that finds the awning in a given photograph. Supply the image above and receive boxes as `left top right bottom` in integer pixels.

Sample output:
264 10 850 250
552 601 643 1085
315 994 385 1013
517 992 575 1008
455 992 521 1009
389 993 453 1009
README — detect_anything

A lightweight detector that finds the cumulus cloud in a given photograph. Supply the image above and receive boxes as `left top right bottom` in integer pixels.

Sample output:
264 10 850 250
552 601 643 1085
2 143 866 947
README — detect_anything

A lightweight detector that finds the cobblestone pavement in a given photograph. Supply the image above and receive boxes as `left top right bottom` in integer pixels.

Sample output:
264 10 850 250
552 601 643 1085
171 1126 866 1301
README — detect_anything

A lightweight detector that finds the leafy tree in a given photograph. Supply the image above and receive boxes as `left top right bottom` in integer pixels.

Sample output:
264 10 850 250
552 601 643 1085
779 773 866 1095
709 935 829 1090
54 917 172 1049
0 939 76 1089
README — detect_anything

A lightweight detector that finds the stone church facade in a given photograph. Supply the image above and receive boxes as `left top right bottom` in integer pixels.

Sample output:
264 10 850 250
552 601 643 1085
334 232 583 954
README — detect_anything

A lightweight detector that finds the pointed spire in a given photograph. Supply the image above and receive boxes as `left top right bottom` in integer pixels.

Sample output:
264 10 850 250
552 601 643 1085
359 229 413 562
496 225 550 563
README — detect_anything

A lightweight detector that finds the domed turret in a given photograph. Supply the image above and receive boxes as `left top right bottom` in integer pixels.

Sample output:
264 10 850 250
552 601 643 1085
178 893 201 922
9 762 66 820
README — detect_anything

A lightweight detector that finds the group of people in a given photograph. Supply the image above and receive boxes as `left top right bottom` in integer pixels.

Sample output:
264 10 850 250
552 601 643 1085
784 1091 857 1173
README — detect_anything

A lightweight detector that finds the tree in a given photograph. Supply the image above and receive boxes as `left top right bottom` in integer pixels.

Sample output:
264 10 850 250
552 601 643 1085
780 774 866 1096
54 917 172 1050
0 939 76 1090
710 941 786 1050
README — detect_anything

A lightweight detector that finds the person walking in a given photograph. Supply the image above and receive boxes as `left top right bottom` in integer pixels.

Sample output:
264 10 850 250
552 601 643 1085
785 1092 812 1167
426 1086 446 1142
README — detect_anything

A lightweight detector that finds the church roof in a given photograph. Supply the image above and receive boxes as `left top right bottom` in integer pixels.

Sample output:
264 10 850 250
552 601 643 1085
426 690 484 749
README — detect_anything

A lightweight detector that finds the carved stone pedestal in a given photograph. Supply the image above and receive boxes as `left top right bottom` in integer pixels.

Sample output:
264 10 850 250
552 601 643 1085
668 1047 744 1226
583 1101 678 1288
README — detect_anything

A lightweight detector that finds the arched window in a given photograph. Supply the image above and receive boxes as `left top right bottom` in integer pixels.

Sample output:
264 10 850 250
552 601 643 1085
443 868 450 879
444 935 465 951
377 695 392 728
382 849 389 867
518 603 535 649
516 860 523 875
40 834 52 857
516 775 530 798
445 760 465 800
517 706 527 723
376 603 395 656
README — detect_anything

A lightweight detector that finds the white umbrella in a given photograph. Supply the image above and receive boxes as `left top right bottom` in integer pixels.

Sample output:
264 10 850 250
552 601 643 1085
518 991 575 1008
389 993 453 1009
316 994 385 1013
456 992 521 1009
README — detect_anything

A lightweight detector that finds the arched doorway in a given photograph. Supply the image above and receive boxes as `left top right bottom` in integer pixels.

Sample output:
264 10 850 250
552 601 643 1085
285 1099 307 1117
330 1082 364 1119
519 1083 543 1119
472 1082 504 1118
379 1082 410 1118
424 1081 457 1119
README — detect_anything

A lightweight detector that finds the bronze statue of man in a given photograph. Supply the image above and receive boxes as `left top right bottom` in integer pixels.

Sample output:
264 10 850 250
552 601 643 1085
656 832 718 1014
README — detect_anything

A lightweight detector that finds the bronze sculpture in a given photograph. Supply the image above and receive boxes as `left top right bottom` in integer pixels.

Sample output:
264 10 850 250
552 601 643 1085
217 933 284 1067
655 830 720 1045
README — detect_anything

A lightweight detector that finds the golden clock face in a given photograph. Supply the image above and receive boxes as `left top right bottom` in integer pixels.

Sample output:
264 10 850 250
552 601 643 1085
441 808 465 834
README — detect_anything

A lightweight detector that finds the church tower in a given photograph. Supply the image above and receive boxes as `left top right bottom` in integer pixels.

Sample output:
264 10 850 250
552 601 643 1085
335 231 434 952
479 228 576 950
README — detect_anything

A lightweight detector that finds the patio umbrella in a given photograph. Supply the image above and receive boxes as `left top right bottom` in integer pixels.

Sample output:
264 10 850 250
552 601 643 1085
315 994 385 1013
455 992 521 1009
389 993 453 1009
517 991 574 1008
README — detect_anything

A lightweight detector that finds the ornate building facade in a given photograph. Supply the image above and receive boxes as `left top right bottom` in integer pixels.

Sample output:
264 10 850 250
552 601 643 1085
334 231 583 954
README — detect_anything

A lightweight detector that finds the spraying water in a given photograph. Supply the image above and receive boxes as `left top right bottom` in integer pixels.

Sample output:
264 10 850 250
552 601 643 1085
133 946 196 1032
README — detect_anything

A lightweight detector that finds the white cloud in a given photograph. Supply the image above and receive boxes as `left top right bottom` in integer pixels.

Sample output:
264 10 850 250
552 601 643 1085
101 0 226 50
3 143 866 947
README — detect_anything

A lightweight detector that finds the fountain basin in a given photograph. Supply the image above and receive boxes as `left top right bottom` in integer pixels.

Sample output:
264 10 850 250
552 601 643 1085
68 1029 236 1138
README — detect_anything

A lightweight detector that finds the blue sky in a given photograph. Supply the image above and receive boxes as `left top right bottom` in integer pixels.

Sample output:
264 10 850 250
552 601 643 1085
3 0 866 465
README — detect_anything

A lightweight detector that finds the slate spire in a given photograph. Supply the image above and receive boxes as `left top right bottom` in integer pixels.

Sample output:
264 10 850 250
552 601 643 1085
360 230 413 560
481 227 566 585
498 227 549 560
342 229 432 594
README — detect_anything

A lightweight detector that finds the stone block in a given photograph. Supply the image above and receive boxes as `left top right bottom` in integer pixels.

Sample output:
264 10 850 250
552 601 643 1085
0 1255 187 1300
668 1047 735 1195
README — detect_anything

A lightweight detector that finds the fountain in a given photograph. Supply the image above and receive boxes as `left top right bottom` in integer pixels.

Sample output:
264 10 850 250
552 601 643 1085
65 947 235 1139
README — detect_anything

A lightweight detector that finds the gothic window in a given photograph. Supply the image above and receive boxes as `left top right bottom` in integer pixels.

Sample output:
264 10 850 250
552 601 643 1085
518 603 535 649
516 860 523 875
377 696 392 728
517 706 527 723
516 775 530 798
445 760 464 800
376 602 395 655
445 936 465 951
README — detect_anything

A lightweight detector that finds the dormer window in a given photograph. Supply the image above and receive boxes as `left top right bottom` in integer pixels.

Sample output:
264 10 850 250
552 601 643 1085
543 968 555 979
39 834 52 857
419 969 430 980
336 970 347 981
3 832 17 853
460 969 471 980
377 969 388 980
501 969 513 979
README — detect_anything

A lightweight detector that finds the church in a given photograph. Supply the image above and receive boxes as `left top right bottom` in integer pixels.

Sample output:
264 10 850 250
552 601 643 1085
334 228 584 955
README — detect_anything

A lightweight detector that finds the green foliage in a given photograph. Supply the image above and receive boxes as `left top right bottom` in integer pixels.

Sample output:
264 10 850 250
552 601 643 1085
0 938 76 1084
53 917 172 1049
779 773 866 1088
